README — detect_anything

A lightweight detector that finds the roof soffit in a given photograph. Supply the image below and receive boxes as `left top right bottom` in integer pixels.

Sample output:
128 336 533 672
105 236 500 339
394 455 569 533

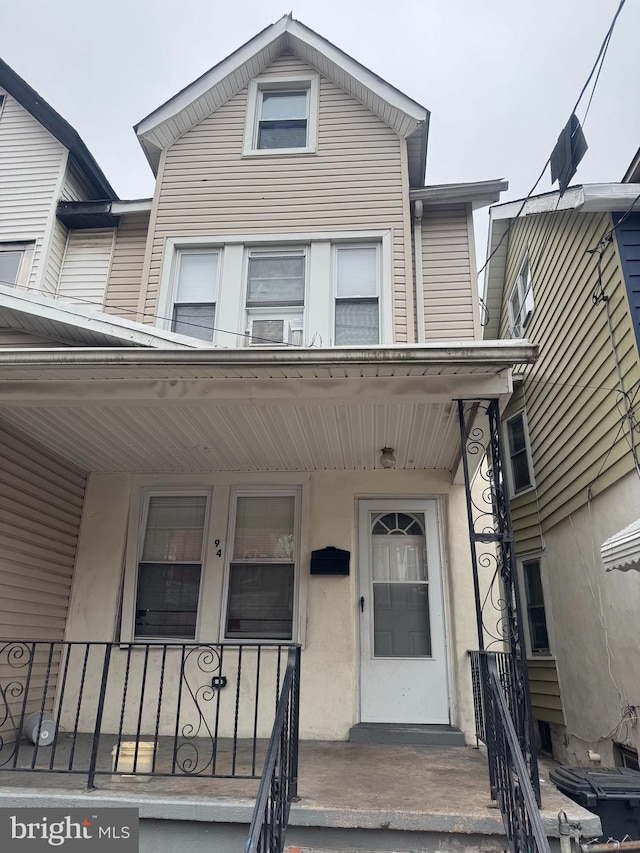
135 16 429 180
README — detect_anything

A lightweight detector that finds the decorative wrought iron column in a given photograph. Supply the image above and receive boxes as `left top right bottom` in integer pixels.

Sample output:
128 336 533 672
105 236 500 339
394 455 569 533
457 398 540 804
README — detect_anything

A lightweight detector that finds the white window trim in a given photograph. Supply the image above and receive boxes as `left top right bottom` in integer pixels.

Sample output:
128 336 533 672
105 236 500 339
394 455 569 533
504 409 536 497
221 487 302 643
0 242 35 290
243 74 319 156
332 242 383 346
158 231 393 348
508 255 534 338
158 244 222 342
121 488 212 643
517 553 554 659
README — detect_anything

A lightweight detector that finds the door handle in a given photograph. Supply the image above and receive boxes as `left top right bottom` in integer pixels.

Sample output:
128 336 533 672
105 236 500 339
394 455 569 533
360 596 365 613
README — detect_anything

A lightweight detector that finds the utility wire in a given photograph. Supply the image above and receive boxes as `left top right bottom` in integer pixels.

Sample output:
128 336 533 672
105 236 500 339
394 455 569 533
478 0 629 283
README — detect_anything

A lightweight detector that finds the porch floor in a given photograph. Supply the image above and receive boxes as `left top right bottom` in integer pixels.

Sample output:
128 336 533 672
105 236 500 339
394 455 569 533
0 738 601 841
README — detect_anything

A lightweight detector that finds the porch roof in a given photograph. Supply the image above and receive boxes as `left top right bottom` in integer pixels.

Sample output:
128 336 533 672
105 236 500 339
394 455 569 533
0 342 536 474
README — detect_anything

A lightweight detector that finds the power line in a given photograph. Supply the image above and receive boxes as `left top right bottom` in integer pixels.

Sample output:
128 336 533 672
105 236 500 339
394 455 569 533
478 0 629 283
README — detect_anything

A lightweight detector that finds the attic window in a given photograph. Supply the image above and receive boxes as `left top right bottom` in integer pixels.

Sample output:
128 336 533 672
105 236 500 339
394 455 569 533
244 75 318 156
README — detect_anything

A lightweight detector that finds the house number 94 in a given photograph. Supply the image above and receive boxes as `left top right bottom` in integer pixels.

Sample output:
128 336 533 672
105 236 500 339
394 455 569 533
214 539 222 557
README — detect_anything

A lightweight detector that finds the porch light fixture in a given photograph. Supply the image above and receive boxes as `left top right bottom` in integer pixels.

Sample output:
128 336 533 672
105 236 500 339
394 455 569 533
379 447 396 469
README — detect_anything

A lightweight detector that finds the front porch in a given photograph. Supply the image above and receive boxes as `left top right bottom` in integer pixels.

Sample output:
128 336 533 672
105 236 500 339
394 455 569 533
0 740 601 853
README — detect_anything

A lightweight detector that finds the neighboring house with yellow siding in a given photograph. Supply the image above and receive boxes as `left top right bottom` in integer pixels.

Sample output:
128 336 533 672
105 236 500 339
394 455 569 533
484 171 640 768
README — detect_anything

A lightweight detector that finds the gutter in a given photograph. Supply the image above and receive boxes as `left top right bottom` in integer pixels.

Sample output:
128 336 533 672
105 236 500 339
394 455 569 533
0 342 538 369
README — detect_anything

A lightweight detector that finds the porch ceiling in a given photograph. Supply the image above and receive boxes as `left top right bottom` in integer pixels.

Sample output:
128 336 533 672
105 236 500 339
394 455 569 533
0 345 535 473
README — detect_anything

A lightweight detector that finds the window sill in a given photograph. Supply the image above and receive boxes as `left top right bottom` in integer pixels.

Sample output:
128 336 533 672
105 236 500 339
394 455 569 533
242 146 317 157
511 484 536 498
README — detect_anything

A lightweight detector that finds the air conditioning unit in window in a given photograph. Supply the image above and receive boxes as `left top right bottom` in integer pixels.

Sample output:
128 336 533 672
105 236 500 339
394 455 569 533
249 319 291 346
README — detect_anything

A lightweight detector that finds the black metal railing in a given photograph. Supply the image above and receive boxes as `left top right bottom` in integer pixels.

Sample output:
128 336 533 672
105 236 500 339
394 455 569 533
476 653 550 853
470 649 539 802
0 640 297 789
246 645 300 853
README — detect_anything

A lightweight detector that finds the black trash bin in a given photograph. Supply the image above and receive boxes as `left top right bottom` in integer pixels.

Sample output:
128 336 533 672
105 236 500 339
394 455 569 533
550 766 640 841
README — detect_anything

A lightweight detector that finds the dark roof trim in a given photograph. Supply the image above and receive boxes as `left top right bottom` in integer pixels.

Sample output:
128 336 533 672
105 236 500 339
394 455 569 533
57 201 119 229
0 57 117 200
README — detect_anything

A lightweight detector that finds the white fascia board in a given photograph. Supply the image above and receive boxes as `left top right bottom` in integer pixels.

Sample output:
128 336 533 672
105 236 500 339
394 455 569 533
285 19 427 128
490 183 640 221
135 16 289 137
135 15 427 154
111 199 152 215
410 179 508 210
0 285 207 349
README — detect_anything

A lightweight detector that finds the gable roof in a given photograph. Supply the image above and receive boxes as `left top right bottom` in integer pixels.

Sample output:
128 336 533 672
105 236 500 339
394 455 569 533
0 58 117 201
483 183 640 340
135 14 430 187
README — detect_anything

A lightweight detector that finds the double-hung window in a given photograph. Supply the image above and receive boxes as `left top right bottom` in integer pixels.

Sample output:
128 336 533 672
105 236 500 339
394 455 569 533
134 492 209 640
522 558 550 655
258 91 308 150
244 76 318 155
225 492 298 640
0 242 34 289
505 411 535 494
171 250 220 342
334 244 380 345
246 248 305 345
508 257 534 337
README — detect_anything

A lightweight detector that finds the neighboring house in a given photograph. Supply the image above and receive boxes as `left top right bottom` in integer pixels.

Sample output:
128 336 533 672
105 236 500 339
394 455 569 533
484 166 640 768
1 14 602 853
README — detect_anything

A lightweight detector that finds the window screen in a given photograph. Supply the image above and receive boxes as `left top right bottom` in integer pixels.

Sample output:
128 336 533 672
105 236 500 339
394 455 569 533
247 254 305 307
0 251 23 287
523 558 550 654
507 413 533 493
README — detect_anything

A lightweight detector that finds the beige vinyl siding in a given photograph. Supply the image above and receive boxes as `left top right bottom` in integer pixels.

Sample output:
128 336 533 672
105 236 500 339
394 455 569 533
421 204 475 340
0 89 66 291
143 55 408 339
528 658 564 725
0 425 85 736
57 229 114 308
104 212 150 319
501 211 640 531
60 160 93 202
42 218 69 296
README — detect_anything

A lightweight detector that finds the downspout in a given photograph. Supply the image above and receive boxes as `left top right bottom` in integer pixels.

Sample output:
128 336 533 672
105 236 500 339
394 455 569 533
413 200 426 343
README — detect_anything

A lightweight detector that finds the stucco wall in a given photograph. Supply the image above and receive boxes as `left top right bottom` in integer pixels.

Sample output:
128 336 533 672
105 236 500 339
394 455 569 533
64 470 478 742
542 470 640 765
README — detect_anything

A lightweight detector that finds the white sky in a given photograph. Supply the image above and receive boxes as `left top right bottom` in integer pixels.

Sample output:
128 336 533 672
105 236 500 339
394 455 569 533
0 0 638 263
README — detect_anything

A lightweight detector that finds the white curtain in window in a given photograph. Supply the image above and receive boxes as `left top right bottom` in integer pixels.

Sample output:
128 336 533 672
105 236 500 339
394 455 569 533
176 253 218 303
142 495 207 562
336 246 378 297
233 496 295 560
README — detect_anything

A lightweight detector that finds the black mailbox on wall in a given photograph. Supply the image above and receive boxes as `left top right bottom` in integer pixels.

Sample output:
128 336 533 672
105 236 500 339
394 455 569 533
310 546 350 576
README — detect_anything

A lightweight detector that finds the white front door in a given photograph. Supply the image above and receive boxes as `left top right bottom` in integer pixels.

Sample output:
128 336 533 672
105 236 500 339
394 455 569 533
358 499 449 724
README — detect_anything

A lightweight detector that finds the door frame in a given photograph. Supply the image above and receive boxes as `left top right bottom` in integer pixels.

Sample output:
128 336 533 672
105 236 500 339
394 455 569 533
356 496 453 724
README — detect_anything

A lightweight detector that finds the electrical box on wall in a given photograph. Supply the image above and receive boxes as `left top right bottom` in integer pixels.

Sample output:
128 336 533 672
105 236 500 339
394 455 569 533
310 546 350 576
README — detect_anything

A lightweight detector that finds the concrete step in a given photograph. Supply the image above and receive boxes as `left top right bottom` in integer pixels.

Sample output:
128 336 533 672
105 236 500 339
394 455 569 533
348 723 466 747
